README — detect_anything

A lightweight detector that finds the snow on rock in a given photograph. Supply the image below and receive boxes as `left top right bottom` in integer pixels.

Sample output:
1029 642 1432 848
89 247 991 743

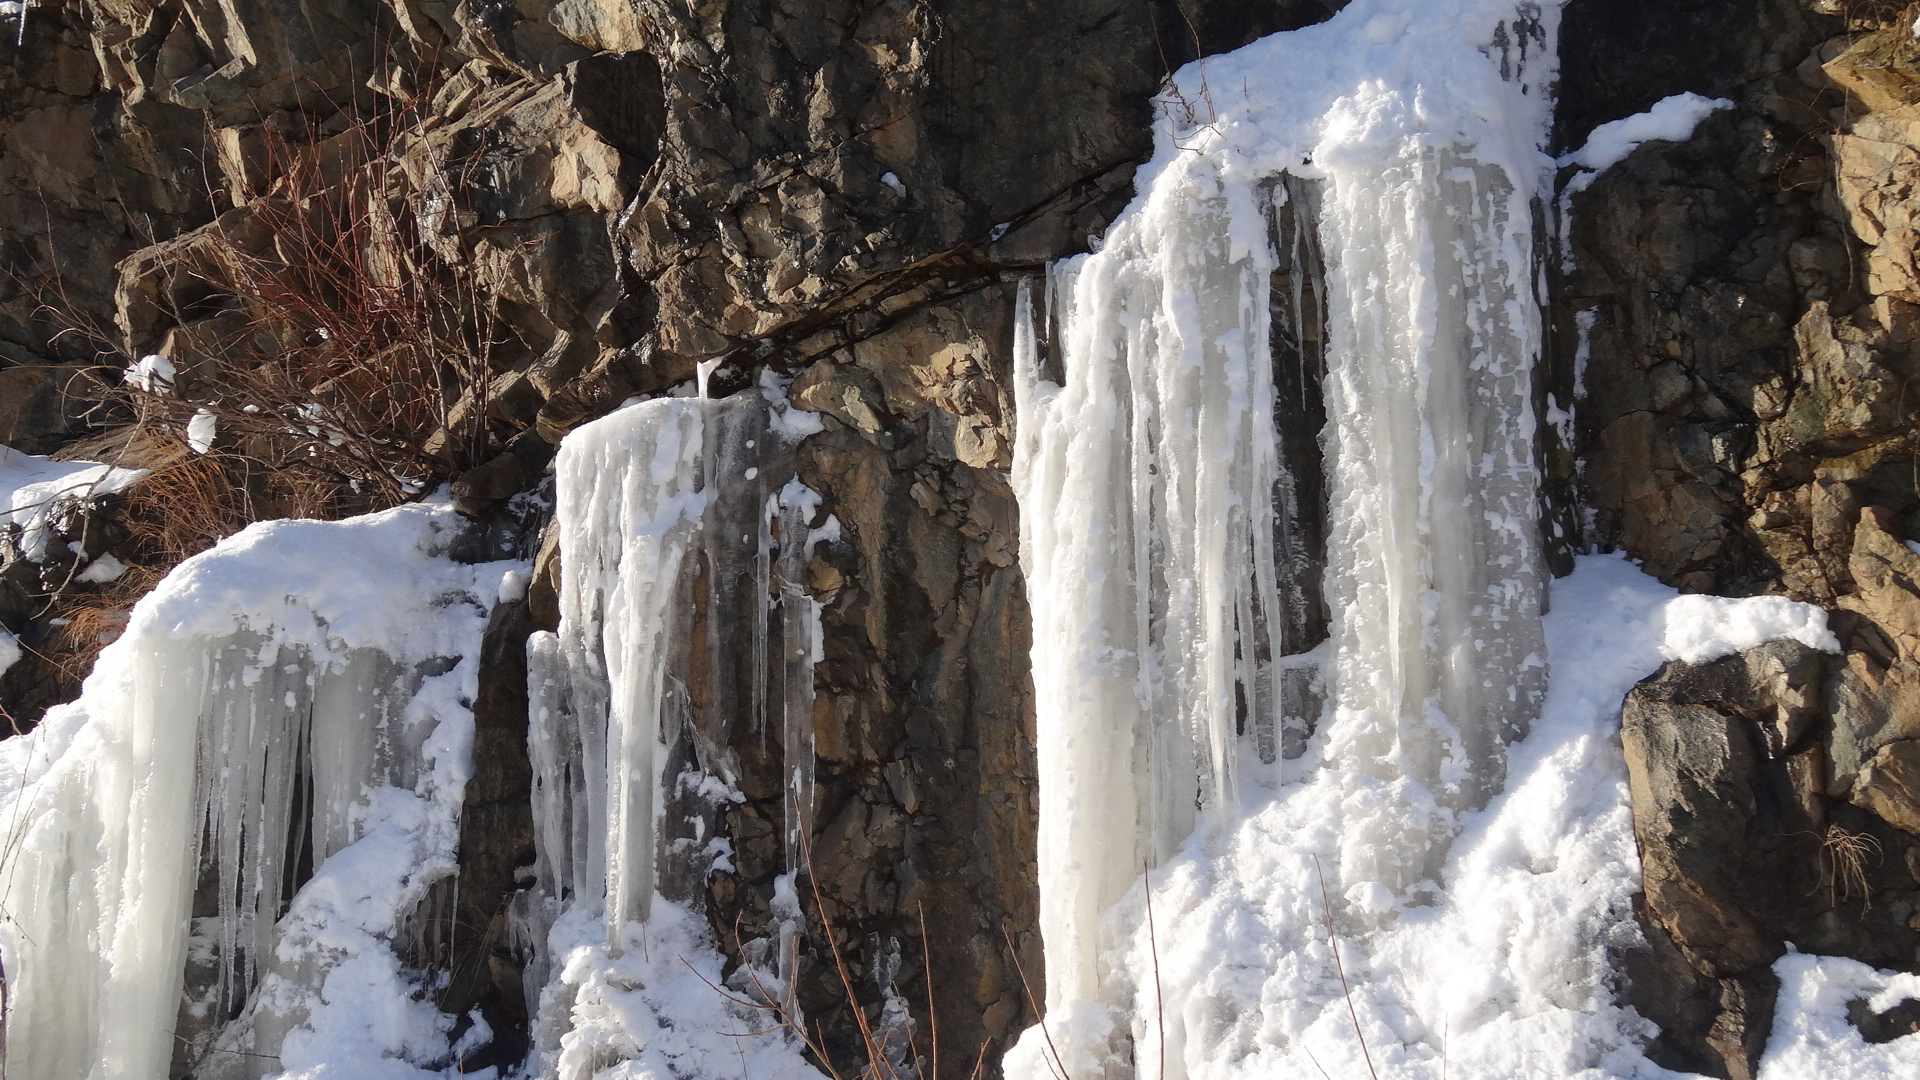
123 352 175 393
0 625 18 676
1559 92 1735 190
75 550 128 583
536 902 824 1080
0 443 147 559
1660 592 1840 665
0 499 522 1080
1758 949 1920 1076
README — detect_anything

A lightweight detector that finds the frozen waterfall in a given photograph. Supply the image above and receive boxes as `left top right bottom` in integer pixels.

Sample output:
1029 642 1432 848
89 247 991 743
519 386 831 1078
0 503 517 1080
1008 2 1566 1077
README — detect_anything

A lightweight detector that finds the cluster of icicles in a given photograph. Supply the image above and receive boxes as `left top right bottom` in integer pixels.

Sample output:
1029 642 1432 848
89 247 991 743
0 385 835 1079
0 2 1579 1078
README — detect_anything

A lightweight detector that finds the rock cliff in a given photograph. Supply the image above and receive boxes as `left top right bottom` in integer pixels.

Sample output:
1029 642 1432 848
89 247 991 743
7 0 1920 1075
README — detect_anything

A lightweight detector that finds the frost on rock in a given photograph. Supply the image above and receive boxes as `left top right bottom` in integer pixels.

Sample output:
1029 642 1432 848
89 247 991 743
0 501 522 1080
519 393 830 1079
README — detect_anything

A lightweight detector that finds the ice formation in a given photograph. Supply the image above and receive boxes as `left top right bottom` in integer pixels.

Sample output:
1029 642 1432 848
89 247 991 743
1009 2 1557 1071
0 501 519 1080
3 3 1917 1078
519 388 829 1077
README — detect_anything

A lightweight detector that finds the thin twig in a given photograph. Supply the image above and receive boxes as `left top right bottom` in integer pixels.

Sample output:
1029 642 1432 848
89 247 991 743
796 793 899 1080
966 1038 992 1080
1001 925 1067 1080
920 903 939 1080
1312 855 1378 1080
719 916 850 1080
1143 860 1166 1080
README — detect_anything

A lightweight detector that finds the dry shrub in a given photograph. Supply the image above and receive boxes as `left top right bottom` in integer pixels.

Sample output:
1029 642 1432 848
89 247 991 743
124 87 509 505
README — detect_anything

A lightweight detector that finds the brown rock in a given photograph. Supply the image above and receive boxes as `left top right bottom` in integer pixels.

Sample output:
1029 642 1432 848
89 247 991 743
1825 27 1920 118
1855 738 1920 833
1624 676 1786 980
0 366 71 447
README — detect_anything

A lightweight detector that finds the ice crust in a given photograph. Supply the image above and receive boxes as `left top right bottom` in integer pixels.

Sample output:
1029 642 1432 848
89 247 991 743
0 500 520 1080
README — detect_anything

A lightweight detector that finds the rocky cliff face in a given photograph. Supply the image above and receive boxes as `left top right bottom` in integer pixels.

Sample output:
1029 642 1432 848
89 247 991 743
1560 1 1920 1075
8 0 1920 1075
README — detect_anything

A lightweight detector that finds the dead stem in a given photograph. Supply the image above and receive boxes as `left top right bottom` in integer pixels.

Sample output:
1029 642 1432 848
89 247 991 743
1312 855 1378 1080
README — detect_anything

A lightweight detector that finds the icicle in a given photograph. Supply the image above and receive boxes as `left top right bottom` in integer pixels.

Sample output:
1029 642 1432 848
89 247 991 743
775 478 822 875
1012 146 1288 1031
0 503 513 1080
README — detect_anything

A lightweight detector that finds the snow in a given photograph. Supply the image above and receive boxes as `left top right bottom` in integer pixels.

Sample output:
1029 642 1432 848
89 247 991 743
0 499 523 1079
187 407 218 453
1660 593 1840 665
1559 92 1735 190
0 625 18 676
0 443 147 559
532 902 823 1080
498 568 528 604
123 352 175 392
1758 949 1920 1076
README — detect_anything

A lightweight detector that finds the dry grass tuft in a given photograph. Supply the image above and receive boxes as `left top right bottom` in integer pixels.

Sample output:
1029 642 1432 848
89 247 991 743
1820 824 1883 911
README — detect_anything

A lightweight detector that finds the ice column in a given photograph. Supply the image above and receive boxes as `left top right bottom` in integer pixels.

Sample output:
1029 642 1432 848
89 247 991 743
529 397 733 939
1010 0 1554 1057
1320 149 1548 895
522 390 828 1059
1011 155 1292 1018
